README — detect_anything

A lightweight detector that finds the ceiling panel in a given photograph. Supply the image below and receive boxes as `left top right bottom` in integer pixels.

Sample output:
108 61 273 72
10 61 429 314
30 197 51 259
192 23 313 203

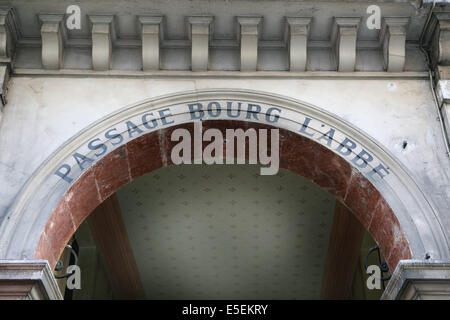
116 164 336 299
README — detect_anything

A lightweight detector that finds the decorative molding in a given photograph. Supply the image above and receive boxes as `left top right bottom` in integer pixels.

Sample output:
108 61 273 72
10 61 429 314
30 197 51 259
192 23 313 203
89 15 115 71
380 17 409 72
0 7 19 61
188 16 213 72
0 260 62 300
285 17 311 72
237 16 262 71
39 14 64 70
11 68 430 79
382 260 450 300
331 17 361 72
139 16 163 71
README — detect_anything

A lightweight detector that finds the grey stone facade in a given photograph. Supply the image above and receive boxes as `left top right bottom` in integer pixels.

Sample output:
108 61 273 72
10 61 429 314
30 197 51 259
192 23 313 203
0 0 449 299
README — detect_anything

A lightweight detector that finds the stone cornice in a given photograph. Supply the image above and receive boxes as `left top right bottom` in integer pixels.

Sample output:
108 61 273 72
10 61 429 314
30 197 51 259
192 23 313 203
423 11 450 67
0 260 62 300
285 17 312 72
0 2 443 73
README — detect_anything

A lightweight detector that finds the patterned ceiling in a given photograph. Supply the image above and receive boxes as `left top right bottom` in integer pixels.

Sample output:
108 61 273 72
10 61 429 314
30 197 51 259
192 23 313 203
116 164 336 299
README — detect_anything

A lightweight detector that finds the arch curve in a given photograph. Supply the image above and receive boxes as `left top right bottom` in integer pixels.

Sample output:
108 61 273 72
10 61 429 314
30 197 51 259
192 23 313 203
0 89 447 271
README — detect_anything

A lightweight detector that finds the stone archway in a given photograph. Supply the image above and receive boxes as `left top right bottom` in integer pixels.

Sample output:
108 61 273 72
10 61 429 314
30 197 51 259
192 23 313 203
35 119 411 273
1 90 447 274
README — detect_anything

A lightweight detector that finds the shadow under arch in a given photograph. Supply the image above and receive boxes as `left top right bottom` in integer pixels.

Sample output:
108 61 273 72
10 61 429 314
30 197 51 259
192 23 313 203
0 89 447 274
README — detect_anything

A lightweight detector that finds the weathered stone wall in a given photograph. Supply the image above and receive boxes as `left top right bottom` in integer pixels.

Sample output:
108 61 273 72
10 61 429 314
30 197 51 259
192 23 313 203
0 75 448 261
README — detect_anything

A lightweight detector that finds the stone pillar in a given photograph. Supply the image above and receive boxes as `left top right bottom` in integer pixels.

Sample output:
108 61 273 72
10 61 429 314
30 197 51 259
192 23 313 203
0 260 63 300
382 260 450 299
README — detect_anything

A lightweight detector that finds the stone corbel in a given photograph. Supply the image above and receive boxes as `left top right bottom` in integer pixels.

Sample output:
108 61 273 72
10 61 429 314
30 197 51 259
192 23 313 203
331 17 360 72
139 16 163 71
0 260 62 300
237 16 262 72
424 12 450 67
380 17 409 72
382 260 450 300
89 15 115 71
436 80 450 143
285 17 311 72
0 7 19 61
0 11 10 61
188 16 213 72
39 14 64 70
